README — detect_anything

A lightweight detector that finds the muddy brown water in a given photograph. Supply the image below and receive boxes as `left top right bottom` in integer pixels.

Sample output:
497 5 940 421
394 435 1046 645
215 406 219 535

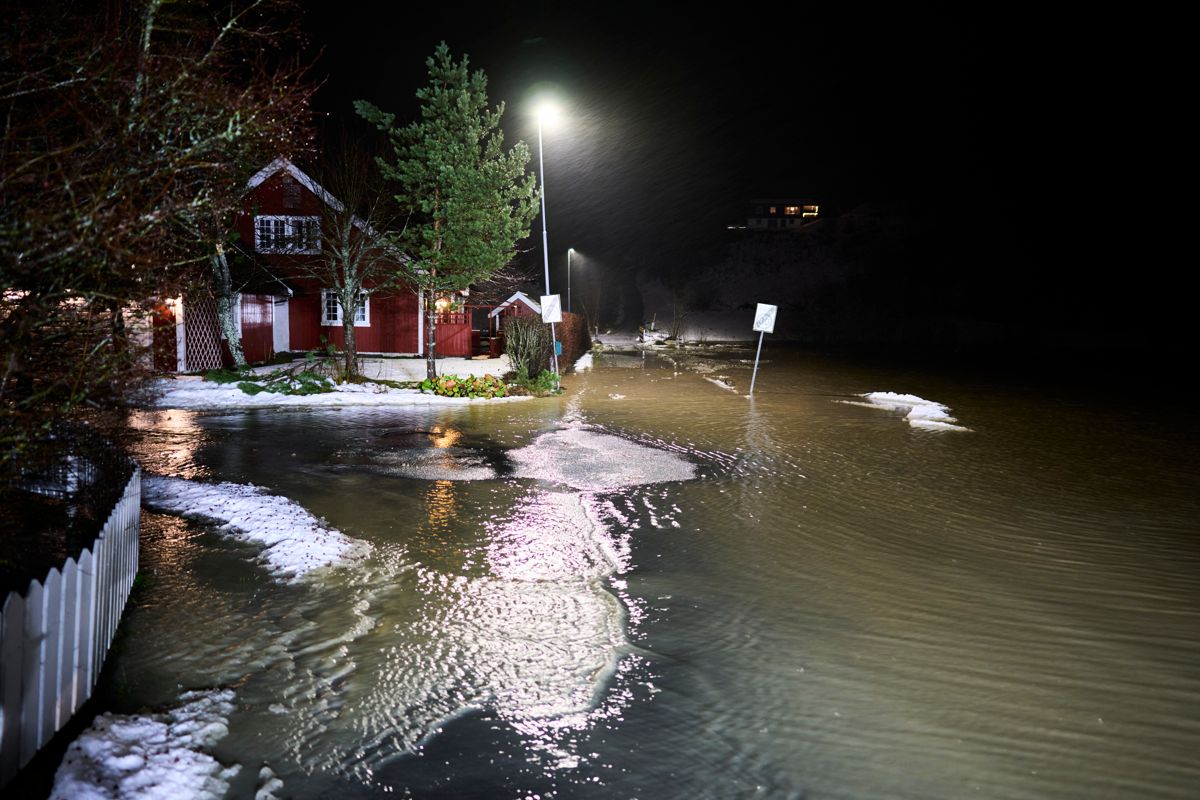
102 347 1200 799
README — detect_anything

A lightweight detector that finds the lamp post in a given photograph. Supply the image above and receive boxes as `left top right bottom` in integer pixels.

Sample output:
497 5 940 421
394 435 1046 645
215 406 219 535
567 247 574 313
535 102 560 375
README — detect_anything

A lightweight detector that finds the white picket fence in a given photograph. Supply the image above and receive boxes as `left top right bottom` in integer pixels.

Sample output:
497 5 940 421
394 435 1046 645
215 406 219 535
0 466 140 788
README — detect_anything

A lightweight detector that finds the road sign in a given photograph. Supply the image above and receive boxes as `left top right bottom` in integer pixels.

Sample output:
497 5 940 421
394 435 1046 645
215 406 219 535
753 303 777 334
541 294 562 323
749 303 777 395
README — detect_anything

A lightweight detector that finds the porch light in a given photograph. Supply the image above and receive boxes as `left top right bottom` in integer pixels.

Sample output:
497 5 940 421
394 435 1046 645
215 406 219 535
435 296 450 313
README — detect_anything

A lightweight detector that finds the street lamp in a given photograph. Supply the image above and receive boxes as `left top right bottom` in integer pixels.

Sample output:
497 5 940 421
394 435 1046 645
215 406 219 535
535 101 561 374
567 247 575 313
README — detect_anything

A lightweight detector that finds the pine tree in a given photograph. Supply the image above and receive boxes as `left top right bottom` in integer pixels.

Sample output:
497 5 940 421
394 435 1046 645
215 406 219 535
356 43 538 379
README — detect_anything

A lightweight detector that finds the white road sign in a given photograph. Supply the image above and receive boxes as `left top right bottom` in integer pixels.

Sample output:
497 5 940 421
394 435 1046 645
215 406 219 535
753 303 777 333
541 294 562 323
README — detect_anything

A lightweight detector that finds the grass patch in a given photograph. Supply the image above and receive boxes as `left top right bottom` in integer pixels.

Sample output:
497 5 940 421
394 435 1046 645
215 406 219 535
205 364 334 396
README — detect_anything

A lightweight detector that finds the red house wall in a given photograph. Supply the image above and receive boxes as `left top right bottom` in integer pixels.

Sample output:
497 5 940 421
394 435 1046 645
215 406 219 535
288 290 420 353
241 162 421 354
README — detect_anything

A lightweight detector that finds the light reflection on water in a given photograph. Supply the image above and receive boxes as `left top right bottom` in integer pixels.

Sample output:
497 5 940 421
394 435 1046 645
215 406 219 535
108 349 1200 799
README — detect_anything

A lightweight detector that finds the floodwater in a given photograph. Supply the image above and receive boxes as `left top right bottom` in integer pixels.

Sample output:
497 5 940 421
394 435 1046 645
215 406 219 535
108 347 1200 799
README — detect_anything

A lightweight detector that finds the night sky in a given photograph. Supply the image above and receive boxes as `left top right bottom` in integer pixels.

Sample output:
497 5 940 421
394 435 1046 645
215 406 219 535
301 5 1181 358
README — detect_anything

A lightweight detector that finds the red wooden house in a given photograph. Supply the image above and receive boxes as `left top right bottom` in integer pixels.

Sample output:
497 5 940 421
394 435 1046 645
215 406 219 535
157 157 484 371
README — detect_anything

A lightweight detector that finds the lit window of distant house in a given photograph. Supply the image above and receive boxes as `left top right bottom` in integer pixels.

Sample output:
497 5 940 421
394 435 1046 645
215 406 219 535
784 206 801 216
769 206 778 215
321 289 369 326
802 204 819 218
255 215 320 253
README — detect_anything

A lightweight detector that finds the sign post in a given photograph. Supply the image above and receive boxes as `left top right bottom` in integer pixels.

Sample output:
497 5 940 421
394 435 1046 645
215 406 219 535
749 303 777 396
541 294 563 374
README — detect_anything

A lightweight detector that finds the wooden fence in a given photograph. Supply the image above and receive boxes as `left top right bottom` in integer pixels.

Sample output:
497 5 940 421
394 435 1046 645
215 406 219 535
0 466 140 788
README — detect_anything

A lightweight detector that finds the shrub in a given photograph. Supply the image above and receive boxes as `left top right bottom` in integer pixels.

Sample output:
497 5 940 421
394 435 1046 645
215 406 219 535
525 369 560 396
420 373 509 399
504 316 550 376
204 366 252 384
557 311 592 369
212 365 334 396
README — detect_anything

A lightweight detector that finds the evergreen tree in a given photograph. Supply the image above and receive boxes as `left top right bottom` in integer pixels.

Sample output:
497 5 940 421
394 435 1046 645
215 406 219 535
356 43 538 379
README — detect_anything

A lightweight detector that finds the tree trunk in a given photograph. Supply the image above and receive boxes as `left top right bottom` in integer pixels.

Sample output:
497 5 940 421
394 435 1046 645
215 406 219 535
342 315 357 381
211 244 245 366
426 304 438 380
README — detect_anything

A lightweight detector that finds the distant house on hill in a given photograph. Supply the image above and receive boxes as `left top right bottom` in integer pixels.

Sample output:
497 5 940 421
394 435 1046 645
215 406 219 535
154 157 486 371
745 199 819 231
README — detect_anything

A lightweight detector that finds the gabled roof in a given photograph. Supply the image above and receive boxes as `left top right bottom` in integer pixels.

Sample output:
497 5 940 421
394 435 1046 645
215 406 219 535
489 291 541 318
247 156 389 240
248 156 346 213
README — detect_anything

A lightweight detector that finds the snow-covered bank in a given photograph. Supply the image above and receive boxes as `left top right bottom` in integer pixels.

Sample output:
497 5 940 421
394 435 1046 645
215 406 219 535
50 690 239 800
843 391 971 431
142 476 369 580
146 377 532 410
572 352 594 372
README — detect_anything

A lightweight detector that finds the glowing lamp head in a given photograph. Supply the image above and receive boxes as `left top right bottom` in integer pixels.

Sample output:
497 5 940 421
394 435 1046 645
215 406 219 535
534 100 561 129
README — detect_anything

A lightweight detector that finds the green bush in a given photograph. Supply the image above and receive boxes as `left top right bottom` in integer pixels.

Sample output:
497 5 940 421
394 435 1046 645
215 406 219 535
204 366 251 384
526 369 560 395
420 373 509 399
211 366 335 396
504 316 550 377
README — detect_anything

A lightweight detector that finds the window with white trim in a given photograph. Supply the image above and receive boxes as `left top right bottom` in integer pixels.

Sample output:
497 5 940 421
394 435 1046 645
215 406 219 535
321 289 369 326
255 215 320 253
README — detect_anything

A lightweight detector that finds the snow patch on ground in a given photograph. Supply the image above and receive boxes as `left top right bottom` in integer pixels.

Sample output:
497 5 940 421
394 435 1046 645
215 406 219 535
142 475 369 581
50 690 239 800
844 392 971 432
510 429 696 491
572 352 594 372
146 378 531 410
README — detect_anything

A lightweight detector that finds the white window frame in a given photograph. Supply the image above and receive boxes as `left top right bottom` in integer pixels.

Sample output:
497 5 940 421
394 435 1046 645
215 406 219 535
255 215 321 254
321 289 370 327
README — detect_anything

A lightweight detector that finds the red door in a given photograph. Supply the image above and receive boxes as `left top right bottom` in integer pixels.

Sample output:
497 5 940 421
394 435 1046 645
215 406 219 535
435 312 471 357
151 302 177 372
241 294 274 364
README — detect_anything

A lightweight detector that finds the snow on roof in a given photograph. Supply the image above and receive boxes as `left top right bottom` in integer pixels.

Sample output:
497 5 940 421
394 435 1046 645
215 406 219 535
489 291 541 318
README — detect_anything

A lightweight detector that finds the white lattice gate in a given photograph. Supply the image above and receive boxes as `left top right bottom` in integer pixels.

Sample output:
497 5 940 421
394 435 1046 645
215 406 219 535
183 296 224 372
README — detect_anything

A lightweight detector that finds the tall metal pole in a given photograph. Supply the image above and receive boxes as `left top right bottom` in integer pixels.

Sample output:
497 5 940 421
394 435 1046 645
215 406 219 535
567 248 573 313
537 119 560 375
748 330 765 396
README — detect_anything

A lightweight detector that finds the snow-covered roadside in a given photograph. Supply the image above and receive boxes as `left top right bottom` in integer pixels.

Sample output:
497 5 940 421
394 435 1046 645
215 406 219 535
142 476 369 581
842 391 971 432
572 352 594 372
50 690 241 800
146 378 532 410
